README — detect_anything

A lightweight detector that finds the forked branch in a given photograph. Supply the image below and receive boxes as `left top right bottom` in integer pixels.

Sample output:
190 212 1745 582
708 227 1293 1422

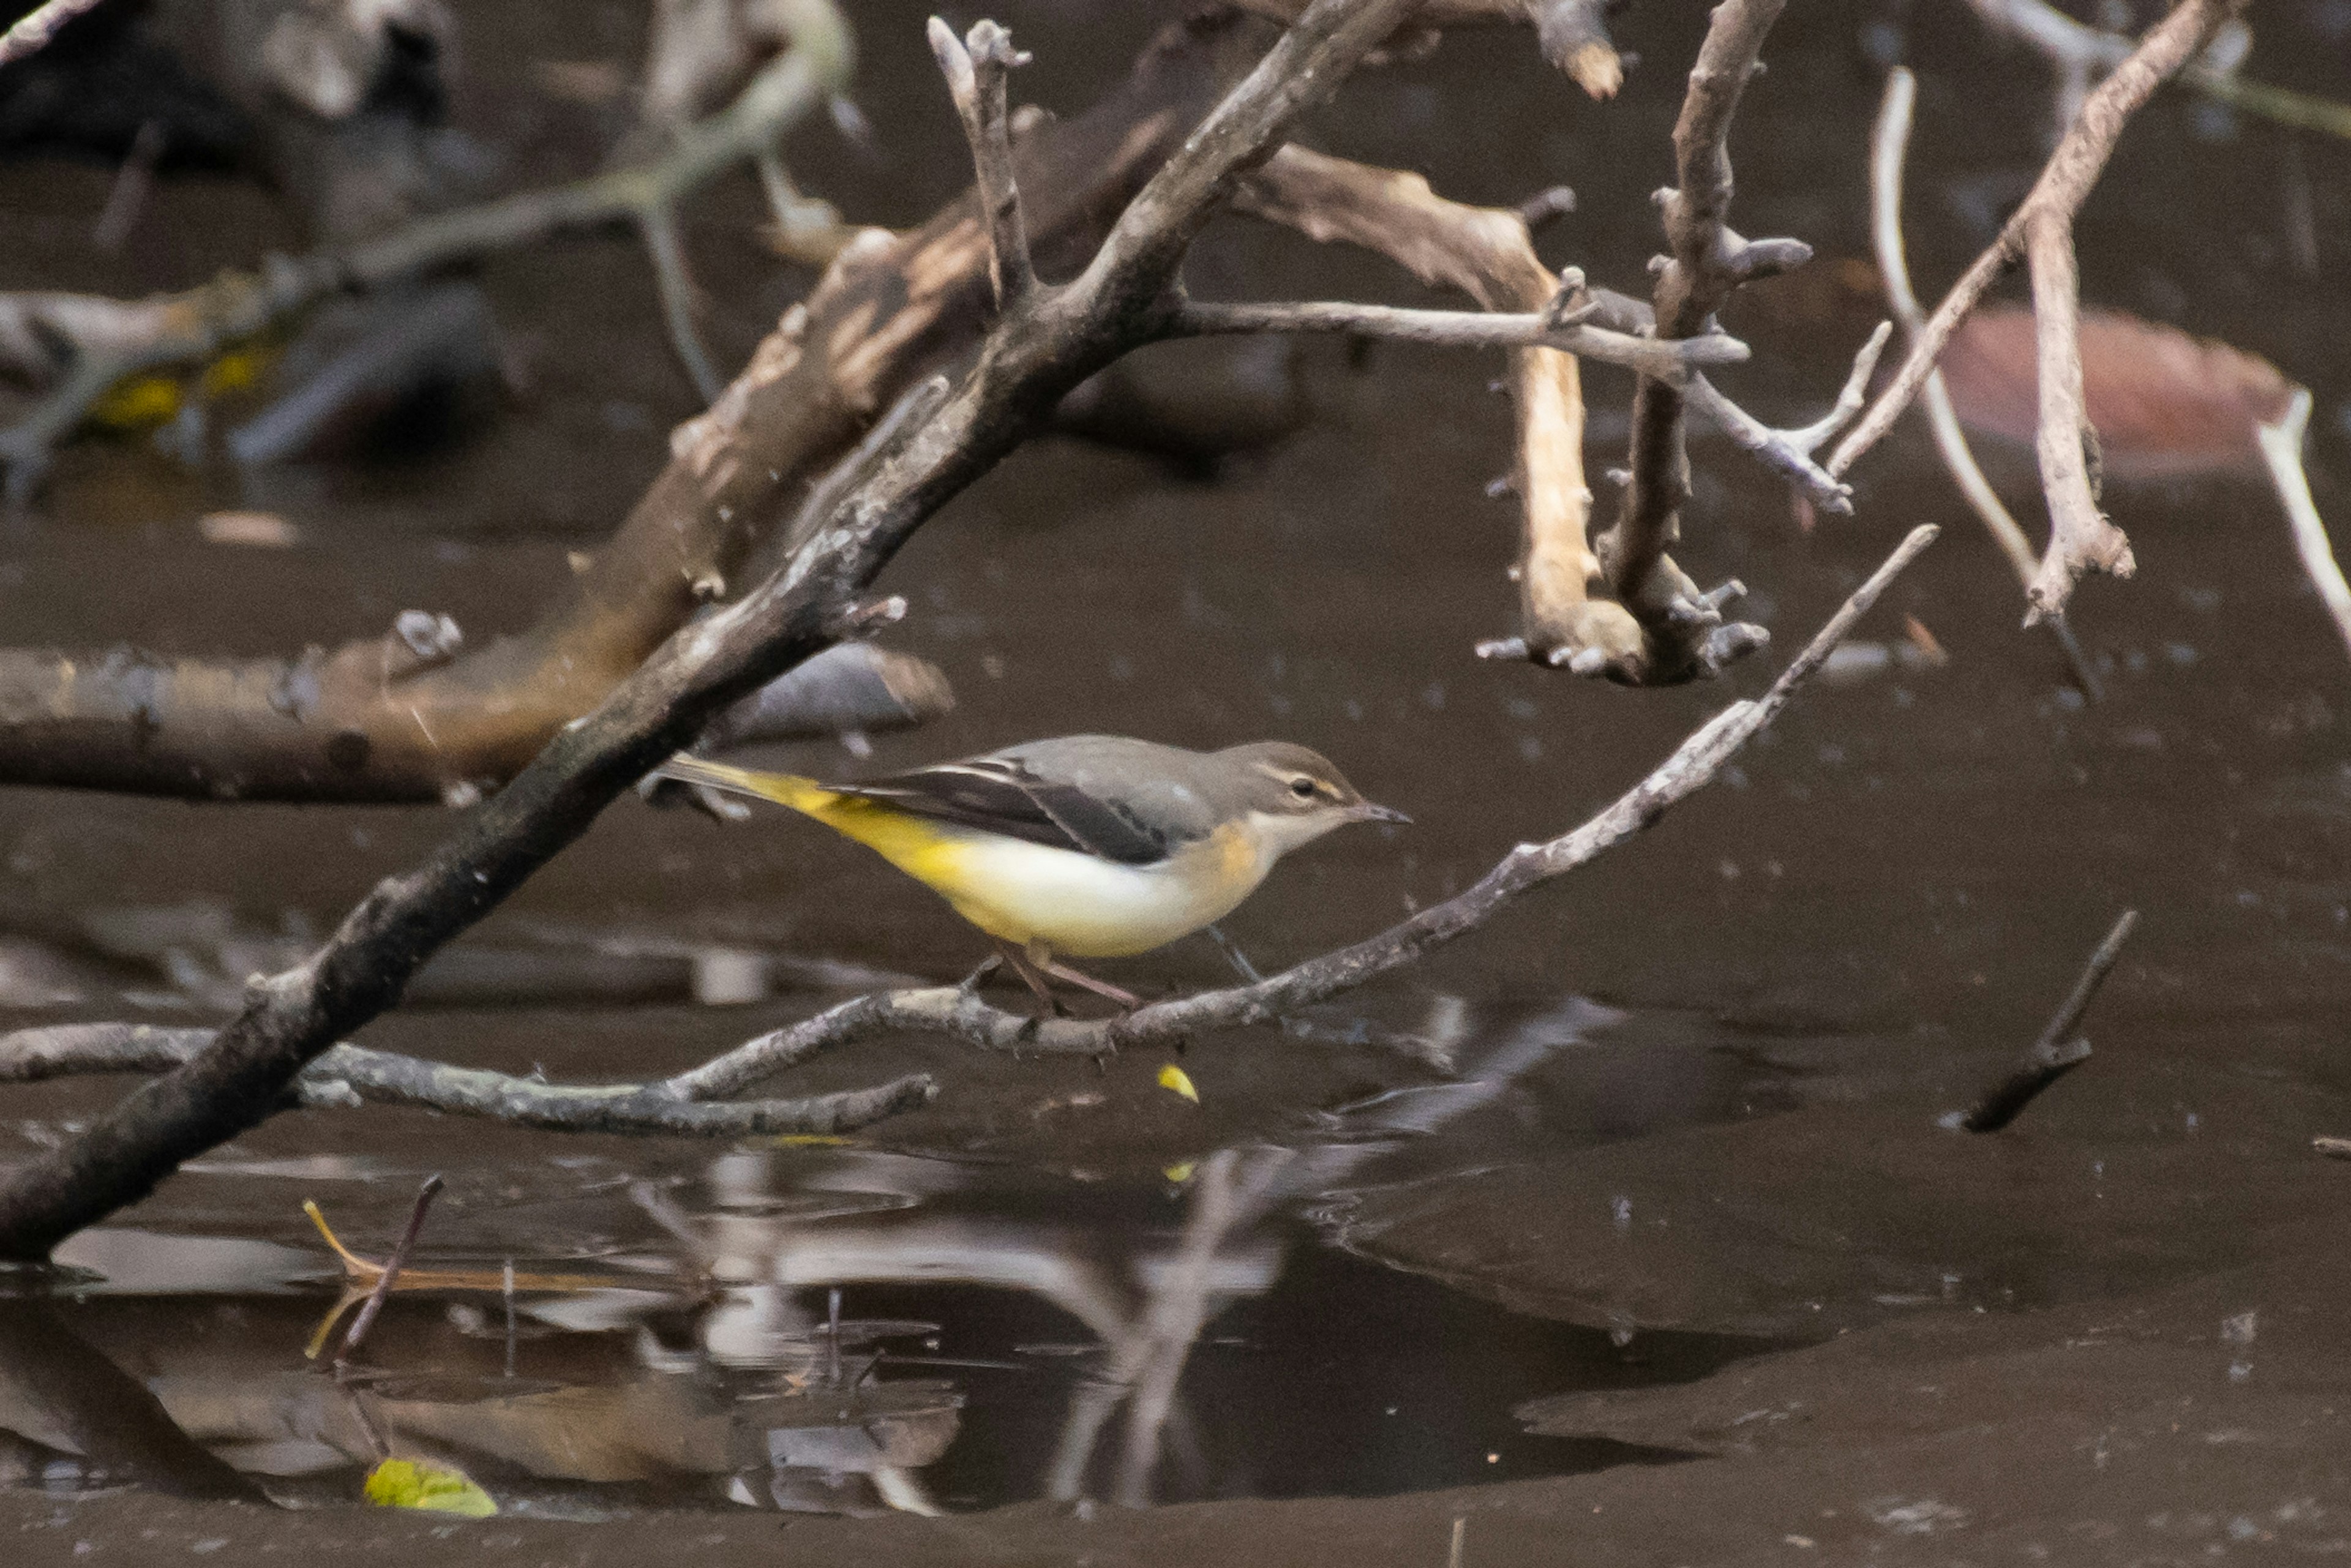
1826 0 2247 623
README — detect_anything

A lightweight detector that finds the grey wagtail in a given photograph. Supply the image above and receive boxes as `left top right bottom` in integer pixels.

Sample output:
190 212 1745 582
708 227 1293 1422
656 736 1406 1010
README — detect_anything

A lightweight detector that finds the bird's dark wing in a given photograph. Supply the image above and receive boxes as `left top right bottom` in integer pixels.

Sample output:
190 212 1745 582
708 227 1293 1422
829 758 1179 866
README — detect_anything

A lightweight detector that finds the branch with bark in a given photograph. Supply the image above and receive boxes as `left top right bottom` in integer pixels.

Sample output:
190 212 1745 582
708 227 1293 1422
1827 0 2247 625
0 0 1444 1261
1870 67 2104 697
0 526 1938 1138
1583 0 1809 685
1229 0 1627 99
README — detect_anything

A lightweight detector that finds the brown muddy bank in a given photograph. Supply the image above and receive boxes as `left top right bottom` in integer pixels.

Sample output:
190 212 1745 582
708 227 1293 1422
3 0 2351 1559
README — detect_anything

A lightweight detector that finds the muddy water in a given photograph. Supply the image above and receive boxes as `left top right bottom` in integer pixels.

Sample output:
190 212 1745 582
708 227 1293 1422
4 0 2351 1559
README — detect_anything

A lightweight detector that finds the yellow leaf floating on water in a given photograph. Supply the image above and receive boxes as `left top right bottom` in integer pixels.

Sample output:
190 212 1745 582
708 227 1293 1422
364 1458 497 1517
1156 1063 1199 1104
768 1133 852 1147
1163 1161 1197 1184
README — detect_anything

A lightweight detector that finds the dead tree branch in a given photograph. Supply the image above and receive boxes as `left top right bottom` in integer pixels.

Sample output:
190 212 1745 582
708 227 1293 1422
0 1022 937 1136
1870 68 2104 698
0 1 858 492
1228 0 1625 98
1592 0 1808 685
929 17 1035 307
1682 324 1889 513
1960 908 2136 1133
0 0 1432 1261
1826 0 2246 623
1167 296 1743 381
0 10 1264 801
1225 146 1755 679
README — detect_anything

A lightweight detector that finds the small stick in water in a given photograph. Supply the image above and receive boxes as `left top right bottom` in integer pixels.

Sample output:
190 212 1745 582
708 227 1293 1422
335 1174 443 1368
502 1258 517 1379
1962 910 2137 1133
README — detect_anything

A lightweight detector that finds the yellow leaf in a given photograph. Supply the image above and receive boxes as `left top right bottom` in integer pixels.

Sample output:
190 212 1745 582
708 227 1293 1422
1156 1063 1199 1104
364 1458 497 1517
1162 1161 1197 1184
86 374 181 431
768 1133 852 1147
200 345 271 397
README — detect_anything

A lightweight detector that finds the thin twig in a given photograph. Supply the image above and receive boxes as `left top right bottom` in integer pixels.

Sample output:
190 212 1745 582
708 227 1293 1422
1166 298 1746 383
2315 1136 2351 1160
640 207 724 402
1870 67 2104 699
0 1023 937 1136
1962 909 2137 1133
928 17 1035 307
1682 323 1891 514
1827 0 2243 623
2255 388 2351 666
335 1174 443 1368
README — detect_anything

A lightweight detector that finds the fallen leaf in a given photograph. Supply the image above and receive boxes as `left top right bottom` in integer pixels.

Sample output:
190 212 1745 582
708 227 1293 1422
364 1458 497 1517
1157 1063 1199 1104
1941 305 2296 479
1163 1160 1198 1183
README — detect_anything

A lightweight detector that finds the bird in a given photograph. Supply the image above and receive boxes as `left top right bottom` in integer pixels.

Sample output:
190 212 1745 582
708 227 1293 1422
655 735 1408 1011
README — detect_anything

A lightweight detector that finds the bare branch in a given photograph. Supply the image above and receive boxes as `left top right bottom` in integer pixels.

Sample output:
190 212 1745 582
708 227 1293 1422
1596 0 1809 685
0 1022 937 1136
1682 322 1891 514
929 17 1035 306
1166 298 1745 383
1827 0 2243 492
1869 68 2105 698
2255 388 2351 666
677 529 1941 1068
0 0 1425 1261
2023 211 2131 620
1227 146 1760 682
1960 909 2136 1132
1226 0 1625 99
0 12 1253 801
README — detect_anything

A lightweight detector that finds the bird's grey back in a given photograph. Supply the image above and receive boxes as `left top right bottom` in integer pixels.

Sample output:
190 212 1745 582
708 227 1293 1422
985 735 1233 843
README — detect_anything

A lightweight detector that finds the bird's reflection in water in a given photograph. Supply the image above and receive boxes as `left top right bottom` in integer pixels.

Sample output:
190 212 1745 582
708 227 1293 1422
0 1002 1741 1517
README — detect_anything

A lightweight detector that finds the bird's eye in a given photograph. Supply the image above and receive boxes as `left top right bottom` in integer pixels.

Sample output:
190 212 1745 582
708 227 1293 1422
1290 778 1318 799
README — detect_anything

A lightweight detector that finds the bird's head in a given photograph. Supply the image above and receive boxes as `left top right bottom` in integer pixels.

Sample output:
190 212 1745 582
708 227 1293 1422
1217 740 1409 856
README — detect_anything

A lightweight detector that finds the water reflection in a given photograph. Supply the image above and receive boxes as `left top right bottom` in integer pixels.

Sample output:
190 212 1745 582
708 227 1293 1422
2 1003 1758 1517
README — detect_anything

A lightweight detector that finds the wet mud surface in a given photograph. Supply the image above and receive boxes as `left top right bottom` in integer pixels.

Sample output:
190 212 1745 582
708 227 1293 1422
5 0 2351 1561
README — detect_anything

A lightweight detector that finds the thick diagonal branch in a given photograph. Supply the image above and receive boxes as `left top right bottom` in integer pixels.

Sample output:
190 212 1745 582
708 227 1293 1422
0 0 1422 1261
1826 0 2245 622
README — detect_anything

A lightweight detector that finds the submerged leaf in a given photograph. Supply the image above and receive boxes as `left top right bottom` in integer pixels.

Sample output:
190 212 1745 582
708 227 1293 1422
1157 1063 1200 1104
364 1458 497 1517
1940 305 2297 480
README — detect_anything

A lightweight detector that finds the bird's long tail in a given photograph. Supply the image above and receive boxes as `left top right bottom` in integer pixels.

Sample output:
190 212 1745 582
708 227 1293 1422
653 754 836 816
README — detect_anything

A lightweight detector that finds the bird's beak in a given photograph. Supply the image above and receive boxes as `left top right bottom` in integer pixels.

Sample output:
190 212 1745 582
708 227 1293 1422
1349 800 1411 825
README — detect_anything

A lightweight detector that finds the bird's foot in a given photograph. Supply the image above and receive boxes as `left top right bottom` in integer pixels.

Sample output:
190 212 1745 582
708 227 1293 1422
1038 956 1144 1013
